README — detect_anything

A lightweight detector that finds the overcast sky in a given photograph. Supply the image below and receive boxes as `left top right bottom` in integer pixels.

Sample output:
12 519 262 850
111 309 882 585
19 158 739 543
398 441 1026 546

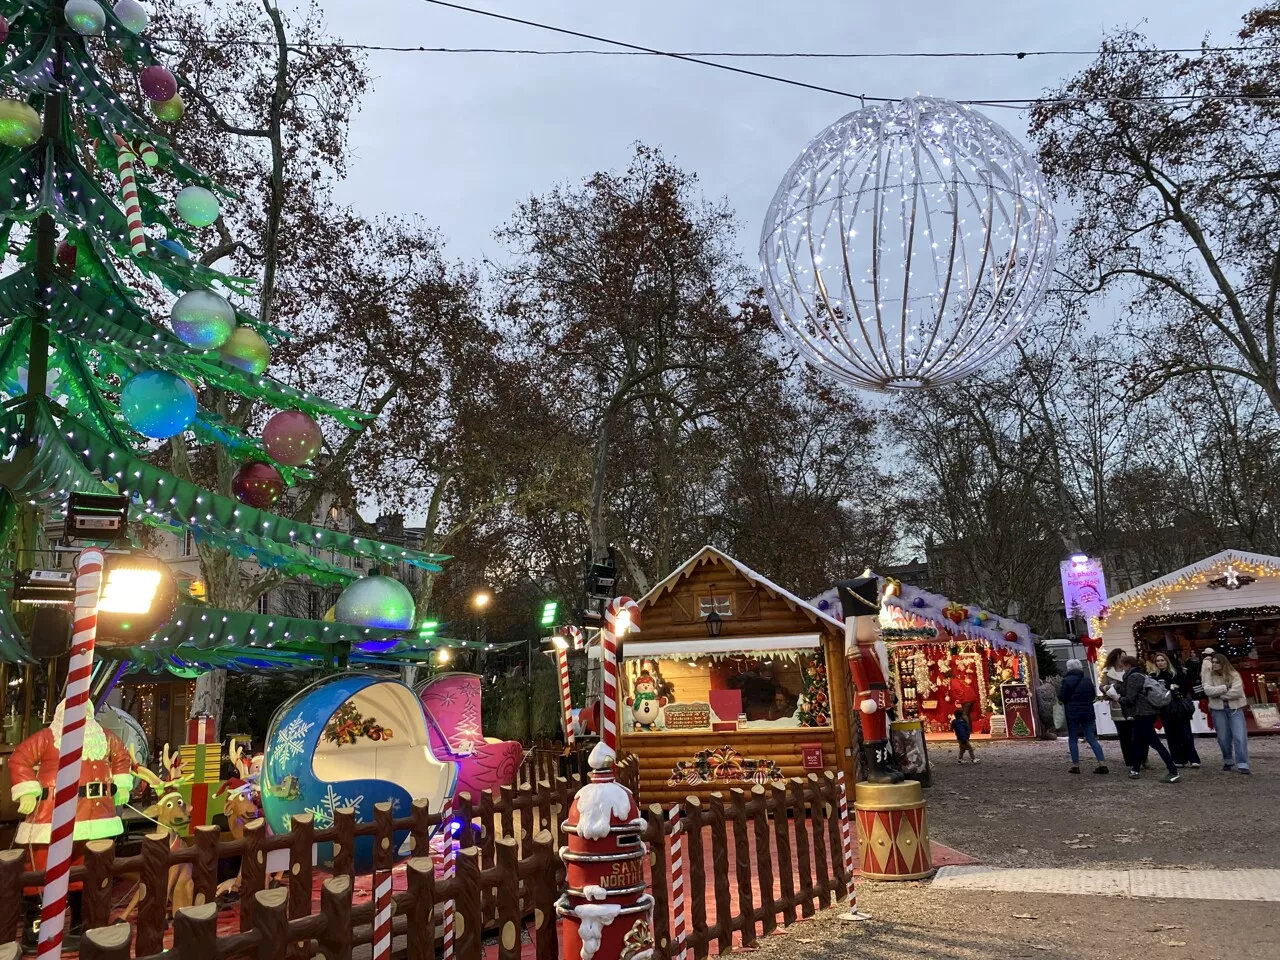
314 0 1246 267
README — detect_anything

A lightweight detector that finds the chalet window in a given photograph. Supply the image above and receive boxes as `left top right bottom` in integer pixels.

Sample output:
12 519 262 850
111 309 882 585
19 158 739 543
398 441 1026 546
698 595 733 618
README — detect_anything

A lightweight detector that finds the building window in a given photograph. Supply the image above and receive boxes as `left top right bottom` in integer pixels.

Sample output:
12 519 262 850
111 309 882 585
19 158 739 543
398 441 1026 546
182 530 195 557
257 593 270 615
698 595 733 618
307 592 320 621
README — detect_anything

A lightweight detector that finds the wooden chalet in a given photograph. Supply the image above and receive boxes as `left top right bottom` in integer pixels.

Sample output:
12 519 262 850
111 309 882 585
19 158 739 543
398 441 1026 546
620 546 855 806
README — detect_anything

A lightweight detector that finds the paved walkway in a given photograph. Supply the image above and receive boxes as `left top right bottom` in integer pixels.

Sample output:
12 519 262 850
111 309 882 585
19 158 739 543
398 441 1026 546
933 865 1280 901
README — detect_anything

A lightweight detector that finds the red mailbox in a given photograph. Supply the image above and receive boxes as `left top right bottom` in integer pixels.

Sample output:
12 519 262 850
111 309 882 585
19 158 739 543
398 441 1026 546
557 744 655 960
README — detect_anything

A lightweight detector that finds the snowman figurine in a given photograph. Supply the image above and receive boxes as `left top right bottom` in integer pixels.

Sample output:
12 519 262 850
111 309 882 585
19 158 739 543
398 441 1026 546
627 672 668 731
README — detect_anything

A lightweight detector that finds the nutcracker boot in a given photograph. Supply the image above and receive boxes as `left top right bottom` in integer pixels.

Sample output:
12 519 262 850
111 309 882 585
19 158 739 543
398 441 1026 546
862 739 905 785
20 895 38 955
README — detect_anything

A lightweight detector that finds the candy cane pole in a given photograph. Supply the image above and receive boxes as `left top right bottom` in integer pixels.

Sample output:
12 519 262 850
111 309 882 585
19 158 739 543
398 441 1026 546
440 796 456 960
557 648 574 746
668 805 688 960
601 597 638 757
132 139 159 169
836 771 869 921
36 547 105 959
113 135 147 256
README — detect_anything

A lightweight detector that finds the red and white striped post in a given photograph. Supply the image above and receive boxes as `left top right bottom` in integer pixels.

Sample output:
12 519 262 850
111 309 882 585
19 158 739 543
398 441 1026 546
36 547 105 959
372 856 393 960
113 136 147 256
440 797 457 960
836 771 869 921
600 597 638 757
668 804 688 960
556 648 574 746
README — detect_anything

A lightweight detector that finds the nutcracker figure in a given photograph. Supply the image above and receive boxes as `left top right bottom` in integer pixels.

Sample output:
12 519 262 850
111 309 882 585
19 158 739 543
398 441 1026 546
835 574 904 784
10 700 133 947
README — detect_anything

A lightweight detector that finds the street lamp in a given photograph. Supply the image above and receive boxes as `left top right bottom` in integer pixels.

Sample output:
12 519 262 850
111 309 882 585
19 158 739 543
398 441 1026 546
472 589 492 610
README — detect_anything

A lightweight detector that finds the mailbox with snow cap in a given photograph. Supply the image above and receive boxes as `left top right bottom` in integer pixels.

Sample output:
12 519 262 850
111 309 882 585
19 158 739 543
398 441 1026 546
557 742 655 960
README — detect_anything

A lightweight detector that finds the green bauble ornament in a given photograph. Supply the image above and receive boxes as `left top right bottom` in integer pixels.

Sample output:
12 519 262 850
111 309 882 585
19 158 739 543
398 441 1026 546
0 100 41 148
150 93 184 123
175 185 219 228
219 326 270 375
335 576 415 631
171 289 235 350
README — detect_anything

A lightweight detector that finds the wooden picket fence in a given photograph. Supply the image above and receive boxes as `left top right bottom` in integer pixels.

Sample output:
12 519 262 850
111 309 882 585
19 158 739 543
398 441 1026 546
0 758 849 960
642 772 854 960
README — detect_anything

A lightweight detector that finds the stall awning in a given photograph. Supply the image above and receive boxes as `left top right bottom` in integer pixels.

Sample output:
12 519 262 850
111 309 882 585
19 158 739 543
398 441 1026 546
622 633 822 657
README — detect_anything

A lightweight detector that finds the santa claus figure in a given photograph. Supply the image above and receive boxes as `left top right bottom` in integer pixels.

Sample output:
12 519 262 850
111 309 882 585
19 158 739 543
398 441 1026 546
10 699 134 845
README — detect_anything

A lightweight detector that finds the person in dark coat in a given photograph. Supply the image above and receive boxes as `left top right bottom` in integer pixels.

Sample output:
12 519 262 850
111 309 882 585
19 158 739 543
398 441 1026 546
1151 652 1201 768
1057 659 1108 774
1118 654 1179 782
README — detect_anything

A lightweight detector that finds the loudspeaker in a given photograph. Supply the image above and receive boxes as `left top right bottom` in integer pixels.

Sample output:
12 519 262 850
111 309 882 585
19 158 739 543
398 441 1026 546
29 607 72 659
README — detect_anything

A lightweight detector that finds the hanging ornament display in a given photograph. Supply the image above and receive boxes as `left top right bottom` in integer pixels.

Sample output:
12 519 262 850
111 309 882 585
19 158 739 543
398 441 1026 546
56 241 77 272
156 238 189 259
219 326 270 375
112 0 148 34
139 65 176 102
65 0 107 36
113 136 147 256
170 289 236 350
0 100 41 148
759 97 1057 392
175 185 218 227
121 370 196 439
232 462 285 509
262 410 322 466
150 93 184 123
334 576 415 631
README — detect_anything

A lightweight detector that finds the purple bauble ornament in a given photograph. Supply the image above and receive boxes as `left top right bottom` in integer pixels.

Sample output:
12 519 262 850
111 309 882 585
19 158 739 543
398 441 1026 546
140 65 176 102
262 410 322 466
56 240 77 271
0 15 9 46
233 461 285 509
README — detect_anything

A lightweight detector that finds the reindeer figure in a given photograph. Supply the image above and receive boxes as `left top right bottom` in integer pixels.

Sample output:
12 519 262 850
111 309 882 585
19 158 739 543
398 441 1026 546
119 787 195 920
213 777 259 895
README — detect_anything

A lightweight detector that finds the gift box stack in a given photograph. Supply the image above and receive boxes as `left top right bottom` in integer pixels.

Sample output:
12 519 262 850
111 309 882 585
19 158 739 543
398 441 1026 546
179 714 225 826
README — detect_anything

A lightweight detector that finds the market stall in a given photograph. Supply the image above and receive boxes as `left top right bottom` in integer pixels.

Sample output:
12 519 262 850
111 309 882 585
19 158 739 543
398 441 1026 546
814 581 1037 740
1098 549 1280 735
619 546 855 806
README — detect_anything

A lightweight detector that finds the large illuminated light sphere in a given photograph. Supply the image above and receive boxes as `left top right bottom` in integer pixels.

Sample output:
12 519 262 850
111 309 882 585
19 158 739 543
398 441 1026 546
335 576 415 630
121 370 196 439
170 289 235 349
759 97 1057 391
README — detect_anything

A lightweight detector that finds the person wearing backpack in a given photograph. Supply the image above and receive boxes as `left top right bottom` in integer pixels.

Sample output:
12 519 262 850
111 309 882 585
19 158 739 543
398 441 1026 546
1151 652 1200 768
1057 659 1108 775
1117 654 1179 782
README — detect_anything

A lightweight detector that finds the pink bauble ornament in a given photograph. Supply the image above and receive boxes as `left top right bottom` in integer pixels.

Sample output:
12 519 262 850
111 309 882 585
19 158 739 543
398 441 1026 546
140 65 176 102
262 410 321 466
0 15 10 45
232 461 285 509
56 240 77 271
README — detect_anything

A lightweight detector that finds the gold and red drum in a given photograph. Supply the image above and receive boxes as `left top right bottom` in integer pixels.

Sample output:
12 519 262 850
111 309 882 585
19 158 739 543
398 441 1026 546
854 780 934 880
557 757 655 960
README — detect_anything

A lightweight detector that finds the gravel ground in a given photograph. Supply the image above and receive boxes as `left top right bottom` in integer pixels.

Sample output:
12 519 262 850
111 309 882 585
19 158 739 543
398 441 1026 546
926 735 1280 870
743 736 1279 960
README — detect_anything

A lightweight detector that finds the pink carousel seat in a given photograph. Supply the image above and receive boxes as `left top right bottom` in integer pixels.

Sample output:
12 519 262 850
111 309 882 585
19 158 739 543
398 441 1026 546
418 673 523 798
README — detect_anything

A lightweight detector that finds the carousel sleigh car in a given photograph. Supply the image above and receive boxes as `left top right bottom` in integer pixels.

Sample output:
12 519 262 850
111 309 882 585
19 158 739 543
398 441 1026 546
261 673 457 870
419 672 524 798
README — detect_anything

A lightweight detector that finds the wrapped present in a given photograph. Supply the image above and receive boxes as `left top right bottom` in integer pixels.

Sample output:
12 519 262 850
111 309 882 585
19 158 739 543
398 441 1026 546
188 713 216 744
179 742 223 784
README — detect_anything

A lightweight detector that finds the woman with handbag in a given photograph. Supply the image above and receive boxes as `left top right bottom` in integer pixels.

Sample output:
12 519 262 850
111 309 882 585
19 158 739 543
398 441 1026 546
1151 652 1200 768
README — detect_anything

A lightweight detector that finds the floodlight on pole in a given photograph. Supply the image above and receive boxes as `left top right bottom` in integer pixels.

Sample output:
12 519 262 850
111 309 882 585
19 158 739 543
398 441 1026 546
472 589 491 611
540 600 559 627
549 634 569 652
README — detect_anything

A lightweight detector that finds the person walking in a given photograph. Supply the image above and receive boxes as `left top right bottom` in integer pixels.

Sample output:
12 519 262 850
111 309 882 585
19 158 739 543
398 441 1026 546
1118 654 1179 782
1201 649 1251 774
1058 659 1108 774
1151 652 1200 768
1101 648 1135 770
950 708 978 763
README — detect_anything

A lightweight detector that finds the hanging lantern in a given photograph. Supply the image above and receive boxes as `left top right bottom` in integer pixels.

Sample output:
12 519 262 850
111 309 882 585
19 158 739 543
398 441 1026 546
760 97 1057 391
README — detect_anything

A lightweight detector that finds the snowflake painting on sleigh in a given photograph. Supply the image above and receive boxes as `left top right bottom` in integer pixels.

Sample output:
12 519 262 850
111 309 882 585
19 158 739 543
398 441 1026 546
271 715 314 774
305 784 366 829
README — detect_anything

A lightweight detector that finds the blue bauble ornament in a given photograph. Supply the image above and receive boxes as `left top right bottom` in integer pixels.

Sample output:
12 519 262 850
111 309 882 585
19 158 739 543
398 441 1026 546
121 370 196 439
157 238 189 259
171 289 235 349
335 576 415 630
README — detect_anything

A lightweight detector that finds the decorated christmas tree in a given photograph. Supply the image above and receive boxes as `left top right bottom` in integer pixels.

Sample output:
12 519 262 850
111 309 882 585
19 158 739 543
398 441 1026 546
1010 713 1031 737
0 1 454 670
796 652 829 727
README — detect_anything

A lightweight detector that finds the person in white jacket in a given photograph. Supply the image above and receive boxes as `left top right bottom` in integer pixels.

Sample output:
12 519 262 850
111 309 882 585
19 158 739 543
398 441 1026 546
1201 649 1251 774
